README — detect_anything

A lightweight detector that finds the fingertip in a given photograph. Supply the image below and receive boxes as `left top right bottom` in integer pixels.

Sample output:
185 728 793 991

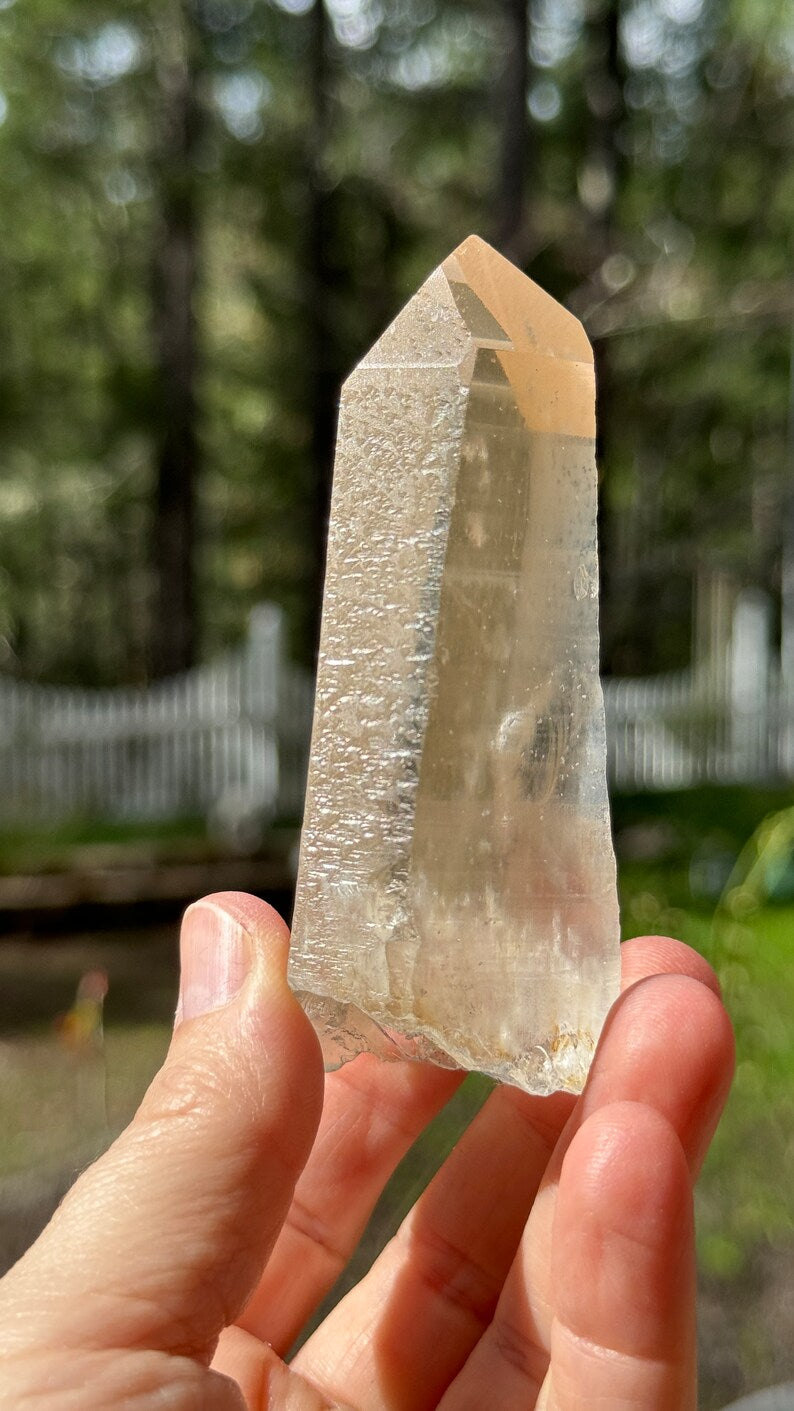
620 933 722 997
186 891 291 954
610 968 734 1060
586 971 735 1175
555 1100 694 1357
561 1098 689 1221
177 893 296 1027
174 890 324 1179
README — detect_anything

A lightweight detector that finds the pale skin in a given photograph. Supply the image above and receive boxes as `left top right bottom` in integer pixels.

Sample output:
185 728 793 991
0 892 734 1410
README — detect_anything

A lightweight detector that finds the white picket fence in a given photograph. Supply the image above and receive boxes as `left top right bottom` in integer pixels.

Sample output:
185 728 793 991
0 599 792 828
603 673 791 790
603 590 789 787
0 606 314 826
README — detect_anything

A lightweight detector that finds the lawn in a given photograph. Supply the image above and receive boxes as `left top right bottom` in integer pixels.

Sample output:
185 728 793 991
0 816 207 876
0 926 177 1181
613 789 794 1271
0 787 793 1407
614 789 794 1406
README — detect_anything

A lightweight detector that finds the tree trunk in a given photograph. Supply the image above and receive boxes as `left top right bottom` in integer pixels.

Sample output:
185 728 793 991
581 0 627 675
306 0 336 662
493 0 530 263
582 0 624 252
150 2 200 678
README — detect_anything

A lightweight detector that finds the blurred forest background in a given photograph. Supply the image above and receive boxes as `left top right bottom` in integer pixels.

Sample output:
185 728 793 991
0 3 793 1409
0 0 790 686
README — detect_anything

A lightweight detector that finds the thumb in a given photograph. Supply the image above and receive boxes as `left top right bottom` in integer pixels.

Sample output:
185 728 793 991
0 893 324 1363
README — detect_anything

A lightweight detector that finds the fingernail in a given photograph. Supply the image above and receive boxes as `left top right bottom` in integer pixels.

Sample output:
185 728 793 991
176 900 252 1024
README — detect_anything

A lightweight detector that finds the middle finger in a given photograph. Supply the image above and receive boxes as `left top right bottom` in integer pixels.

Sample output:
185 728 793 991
291 1084 575 1410
238 1054 462 1351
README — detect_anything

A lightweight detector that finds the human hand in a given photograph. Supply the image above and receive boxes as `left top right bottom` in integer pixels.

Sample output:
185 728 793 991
0 892 733 1410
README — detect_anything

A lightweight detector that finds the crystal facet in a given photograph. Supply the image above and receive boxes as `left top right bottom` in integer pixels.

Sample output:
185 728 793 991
290 235 620 1096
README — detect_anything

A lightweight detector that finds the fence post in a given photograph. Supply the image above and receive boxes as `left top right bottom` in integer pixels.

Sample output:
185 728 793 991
241 604 284 818
730 589 772 781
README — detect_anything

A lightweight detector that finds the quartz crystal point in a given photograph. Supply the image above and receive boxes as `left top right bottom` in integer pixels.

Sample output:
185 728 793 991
290 235 620 1096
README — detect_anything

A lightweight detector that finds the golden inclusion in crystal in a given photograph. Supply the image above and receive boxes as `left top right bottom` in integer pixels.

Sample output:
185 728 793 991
289 235 620 1095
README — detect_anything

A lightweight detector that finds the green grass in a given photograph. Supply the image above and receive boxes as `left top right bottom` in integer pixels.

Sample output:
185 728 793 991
613 785 794 860
619 872 794 1277
703 905 794 1268
0 816 206 875
613 790 794 1276
616 796 794 1405
0 924 178 1176
0 1023 171 1177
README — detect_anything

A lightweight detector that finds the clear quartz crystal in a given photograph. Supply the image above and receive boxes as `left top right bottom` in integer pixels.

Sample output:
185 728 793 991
289 235 620 1096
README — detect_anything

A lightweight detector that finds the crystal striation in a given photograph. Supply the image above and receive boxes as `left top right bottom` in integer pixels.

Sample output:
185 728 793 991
290 235 620 1096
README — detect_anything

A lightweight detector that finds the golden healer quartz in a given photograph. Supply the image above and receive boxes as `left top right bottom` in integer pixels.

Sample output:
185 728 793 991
289 235 620 1096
